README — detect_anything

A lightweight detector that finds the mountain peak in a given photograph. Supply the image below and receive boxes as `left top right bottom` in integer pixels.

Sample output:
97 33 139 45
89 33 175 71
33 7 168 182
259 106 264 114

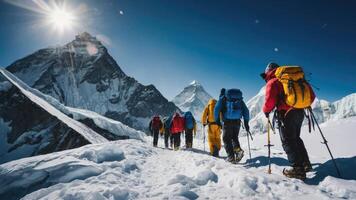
75 32 97 42
189 80 201 86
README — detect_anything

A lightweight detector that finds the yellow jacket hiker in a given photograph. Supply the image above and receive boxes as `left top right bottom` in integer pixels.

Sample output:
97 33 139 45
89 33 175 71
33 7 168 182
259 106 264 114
201 99 222 157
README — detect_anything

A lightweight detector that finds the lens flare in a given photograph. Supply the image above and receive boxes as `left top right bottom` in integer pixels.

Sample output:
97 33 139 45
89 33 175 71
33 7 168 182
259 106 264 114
48 7 75 32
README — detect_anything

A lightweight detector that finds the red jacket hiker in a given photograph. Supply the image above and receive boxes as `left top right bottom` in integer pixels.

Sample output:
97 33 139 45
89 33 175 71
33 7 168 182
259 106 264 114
262 68 316 114
170 113 185 134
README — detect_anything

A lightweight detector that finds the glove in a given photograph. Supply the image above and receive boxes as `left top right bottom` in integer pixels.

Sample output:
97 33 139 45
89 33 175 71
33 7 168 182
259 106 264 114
244 120 250 132
264 112 270 118
216 121 222 128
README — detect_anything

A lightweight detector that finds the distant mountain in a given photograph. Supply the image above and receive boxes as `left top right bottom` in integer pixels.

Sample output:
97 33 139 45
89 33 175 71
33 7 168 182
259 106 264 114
5 32 178 131
247 86 356 134
172 81 213 120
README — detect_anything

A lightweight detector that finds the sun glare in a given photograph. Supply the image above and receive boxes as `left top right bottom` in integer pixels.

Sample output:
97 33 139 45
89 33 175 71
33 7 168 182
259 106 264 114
48 7 75 32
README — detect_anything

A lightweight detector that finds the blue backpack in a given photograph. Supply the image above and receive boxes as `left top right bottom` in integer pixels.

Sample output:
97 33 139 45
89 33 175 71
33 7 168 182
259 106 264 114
184 111 195 129
223 89 243 120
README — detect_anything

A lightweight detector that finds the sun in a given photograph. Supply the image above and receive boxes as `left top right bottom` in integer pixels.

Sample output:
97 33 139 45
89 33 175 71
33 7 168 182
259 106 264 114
48 7 75 32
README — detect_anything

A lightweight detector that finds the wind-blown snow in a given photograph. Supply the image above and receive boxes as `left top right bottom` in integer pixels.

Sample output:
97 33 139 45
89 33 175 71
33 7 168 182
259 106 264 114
1 117 355 200
0 68 108 144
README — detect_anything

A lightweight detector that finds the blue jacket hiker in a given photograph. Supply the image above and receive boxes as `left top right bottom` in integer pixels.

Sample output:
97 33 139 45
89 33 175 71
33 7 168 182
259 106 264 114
214 88 250 163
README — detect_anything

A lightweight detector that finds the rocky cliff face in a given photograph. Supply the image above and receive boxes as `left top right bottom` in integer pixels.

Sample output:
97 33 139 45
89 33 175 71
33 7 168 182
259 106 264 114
6 32 178 131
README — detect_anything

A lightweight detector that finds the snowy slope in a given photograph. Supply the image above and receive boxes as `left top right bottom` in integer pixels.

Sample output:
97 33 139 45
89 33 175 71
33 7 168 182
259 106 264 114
0 68 107 144
173 80 213 121
1 117 355 200
0 69 144 164
247 86 356 135
6 32 178 131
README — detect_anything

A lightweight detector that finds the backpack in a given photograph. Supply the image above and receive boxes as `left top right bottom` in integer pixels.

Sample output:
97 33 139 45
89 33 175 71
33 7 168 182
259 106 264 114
222 89 243 120
184 111 195 129
172 114 185 133
152 116 162 130
275 66 315 109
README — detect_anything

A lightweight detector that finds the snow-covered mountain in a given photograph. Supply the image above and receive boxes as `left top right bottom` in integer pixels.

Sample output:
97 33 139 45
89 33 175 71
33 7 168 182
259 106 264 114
247 86 356 134
172 80 213 120
5 32 178 131
1 117 355 200
0 68 144 164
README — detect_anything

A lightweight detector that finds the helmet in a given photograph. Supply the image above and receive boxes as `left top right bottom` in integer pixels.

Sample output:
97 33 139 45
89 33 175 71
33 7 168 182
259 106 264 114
265 62 279 74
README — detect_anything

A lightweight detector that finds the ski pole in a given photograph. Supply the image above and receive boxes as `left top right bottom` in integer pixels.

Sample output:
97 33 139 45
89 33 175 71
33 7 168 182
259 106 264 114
309 108 341 177
265 120 274 174
242 121 253 160
202 125 206 152
246 129 252 160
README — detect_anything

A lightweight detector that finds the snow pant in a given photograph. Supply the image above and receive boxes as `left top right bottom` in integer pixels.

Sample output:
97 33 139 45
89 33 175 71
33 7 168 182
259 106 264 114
153 129 159 147
164 129 171 148
207 124 222 155
185 129 193 148
278 109 310 167
171 133 181 149
223 120 241 158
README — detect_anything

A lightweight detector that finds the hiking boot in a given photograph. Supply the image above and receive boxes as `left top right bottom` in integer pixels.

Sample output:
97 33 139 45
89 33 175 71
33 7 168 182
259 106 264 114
226 156 235 163
283 167 306 180
212 146 219 157
234 147 244 163
303 162 313 172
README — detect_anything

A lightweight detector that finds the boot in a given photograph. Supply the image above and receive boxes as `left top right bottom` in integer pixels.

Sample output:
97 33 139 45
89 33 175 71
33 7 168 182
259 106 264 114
283 167 306 180
234 147 244 163
212 146 219 157
303 161 313 172
226 156 235 163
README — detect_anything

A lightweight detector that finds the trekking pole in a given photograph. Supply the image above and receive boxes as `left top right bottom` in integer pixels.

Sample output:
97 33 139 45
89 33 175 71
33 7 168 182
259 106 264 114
246 130 252 160
242 121 253 160
265 119 274 174
309 108 341 177
202 125 206 152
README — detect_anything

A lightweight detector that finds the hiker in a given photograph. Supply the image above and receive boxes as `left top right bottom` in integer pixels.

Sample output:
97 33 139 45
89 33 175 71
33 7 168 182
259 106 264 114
215 88 250 163
149 115 163 147
162 116 173 149
183 111 197 148
170 112 185 150
202 99 222 157
261 62 315 179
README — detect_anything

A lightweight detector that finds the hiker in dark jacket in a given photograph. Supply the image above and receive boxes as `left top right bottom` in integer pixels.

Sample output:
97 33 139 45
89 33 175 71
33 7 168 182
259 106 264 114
162 116 173 148
149 115 163 147
261 62 315 179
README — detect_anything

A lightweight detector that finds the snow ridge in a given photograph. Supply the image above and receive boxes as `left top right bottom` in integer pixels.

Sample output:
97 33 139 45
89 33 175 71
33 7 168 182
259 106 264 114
0 68 108 144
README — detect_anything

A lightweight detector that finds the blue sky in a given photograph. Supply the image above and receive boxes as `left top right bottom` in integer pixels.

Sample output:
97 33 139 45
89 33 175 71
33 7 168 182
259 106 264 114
0 0 355 101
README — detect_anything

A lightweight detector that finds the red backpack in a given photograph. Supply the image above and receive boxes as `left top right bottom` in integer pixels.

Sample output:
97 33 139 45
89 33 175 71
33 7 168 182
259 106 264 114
152 116 162 130
171 114 185 134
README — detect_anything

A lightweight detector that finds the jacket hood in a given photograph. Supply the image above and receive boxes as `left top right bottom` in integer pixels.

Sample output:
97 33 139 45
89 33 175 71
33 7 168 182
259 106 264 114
264 68 277 82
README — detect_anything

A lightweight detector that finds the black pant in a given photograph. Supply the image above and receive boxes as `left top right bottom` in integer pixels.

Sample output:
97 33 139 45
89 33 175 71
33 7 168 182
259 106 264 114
279 109 310 167
152 129 159 146
164 129 171 148
185 129 193 148
223 120 241 158
171 133 181 149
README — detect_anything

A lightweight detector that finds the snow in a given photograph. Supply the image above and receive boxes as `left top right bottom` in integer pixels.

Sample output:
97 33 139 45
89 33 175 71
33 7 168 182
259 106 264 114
0 81 12 92
1 117 355 200
0 68 108 144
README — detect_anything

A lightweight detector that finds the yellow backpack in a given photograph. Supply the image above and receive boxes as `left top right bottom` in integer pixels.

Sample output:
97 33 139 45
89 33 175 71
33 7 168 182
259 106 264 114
275 66 315 109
